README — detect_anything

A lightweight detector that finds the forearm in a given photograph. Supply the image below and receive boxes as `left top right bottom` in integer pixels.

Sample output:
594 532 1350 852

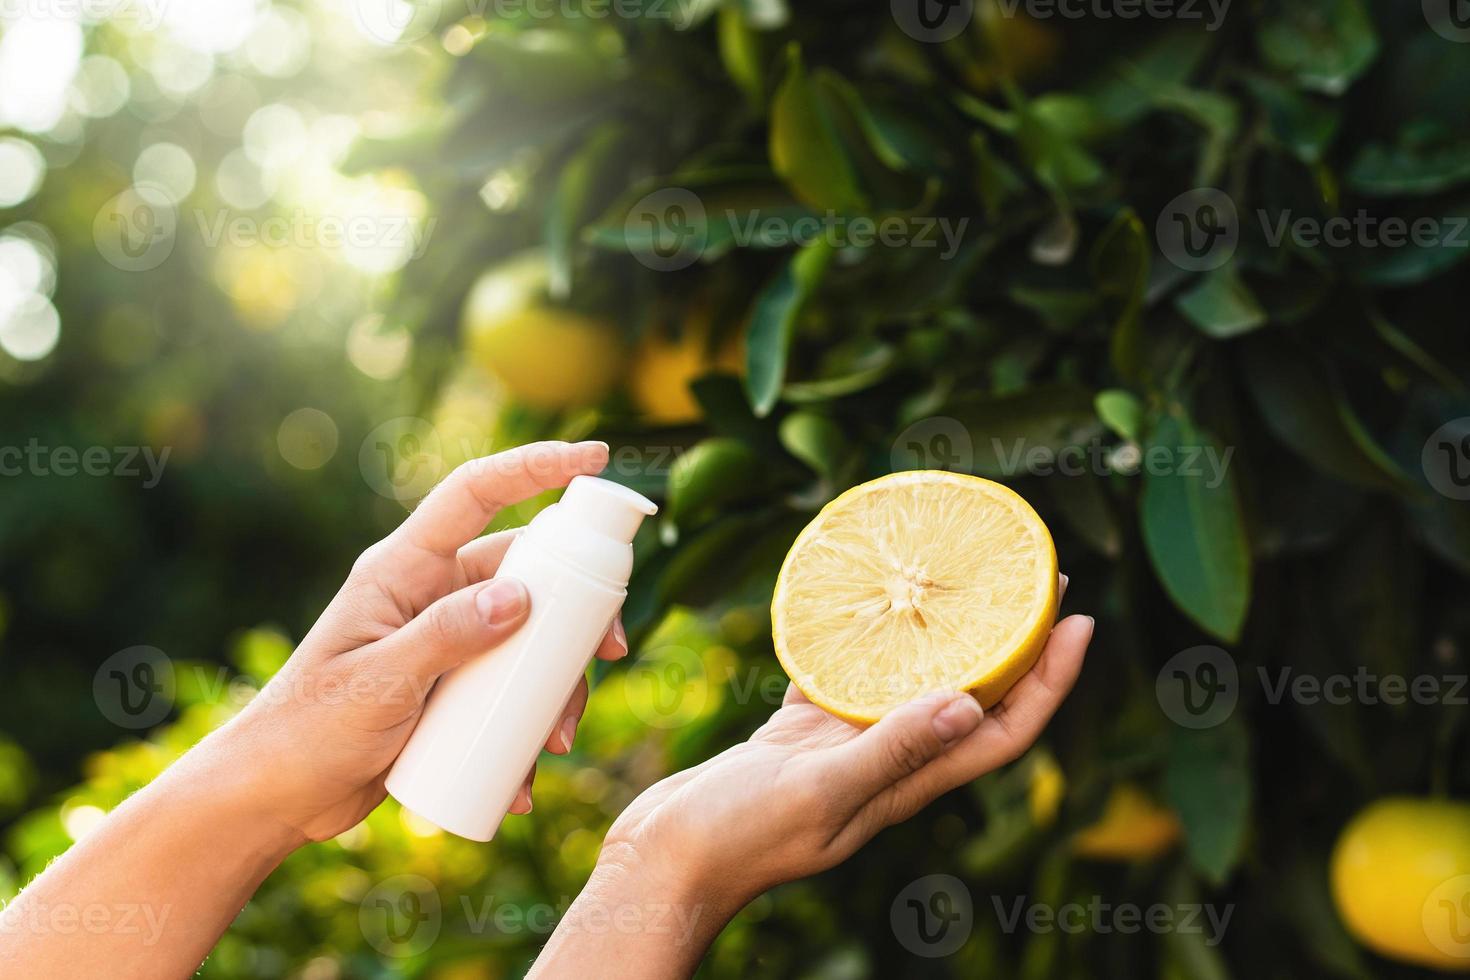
0 732 303 980
529 845 750 980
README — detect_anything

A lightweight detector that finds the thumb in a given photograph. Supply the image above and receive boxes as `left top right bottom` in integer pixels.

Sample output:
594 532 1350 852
371 578 530 687
828 692 984 803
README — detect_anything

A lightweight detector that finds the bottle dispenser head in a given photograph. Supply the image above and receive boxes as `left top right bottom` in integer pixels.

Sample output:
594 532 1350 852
558 476 658 545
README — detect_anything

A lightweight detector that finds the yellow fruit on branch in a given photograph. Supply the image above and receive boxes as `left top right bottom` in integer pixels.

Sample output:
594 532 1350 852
1028 754 1067 828
462 251 625 411
1071 784 1182 861
1331 797 1470 972
630 306 745 425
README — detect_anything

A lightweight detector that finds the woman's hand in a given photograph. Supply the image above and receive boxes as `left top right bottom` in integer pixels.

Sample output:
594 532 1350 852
4 441 624 980
533 593 1092 978
208 440 624 844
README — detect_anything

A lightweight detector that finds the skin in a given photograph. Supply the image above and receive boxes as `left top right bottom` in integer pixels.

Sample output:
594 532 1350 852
531 598 1093 978
0 440 1094 979
0 441 623 979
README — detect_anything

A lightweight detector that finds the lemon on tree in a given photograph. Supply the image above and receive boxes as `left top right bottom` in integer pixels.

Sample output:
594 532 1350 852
462 251 624 411
1071 783 1182 861
630 304 744 424
1331 797 1470 971
771 471 1058 723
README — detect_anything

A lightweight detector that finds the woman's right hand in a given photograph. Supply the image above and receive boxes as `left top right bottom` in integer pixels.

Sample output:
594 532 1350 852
533 599 1092 979
604 607 1093 908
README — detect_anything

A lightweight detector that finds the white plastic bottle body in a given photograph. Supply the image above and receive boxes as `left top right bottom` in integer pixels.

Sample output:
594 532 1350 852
385 535 628 841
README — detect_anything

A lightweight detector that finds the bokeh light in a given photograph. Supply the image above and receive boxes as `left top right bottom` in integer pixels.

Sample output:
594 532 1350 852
277 407 340 470
0 138 45 207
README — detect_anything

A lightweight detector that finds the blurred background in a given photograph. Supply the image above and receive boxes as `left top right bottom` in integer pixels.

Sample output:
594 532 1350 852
2 0 1469 976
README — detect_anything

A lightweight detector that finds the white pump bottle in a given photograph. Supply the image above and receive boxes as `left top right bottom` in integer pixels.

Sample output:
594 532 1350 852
386 475 657 841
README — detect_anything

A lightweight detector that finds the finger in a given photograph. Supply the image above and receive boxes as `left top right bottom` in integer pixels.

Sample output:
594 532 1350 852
782 682 812 707
509 764 537 815
817 691 985 808
549 676 590 754
907 615 1093 797
349 578 531 688
391 441 608 559
456 528 523 583
594 617 629 662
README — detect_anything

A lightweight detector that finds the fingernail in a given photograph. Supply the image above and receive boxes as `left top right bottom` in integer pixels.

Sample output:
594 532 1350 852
1085 615 1096 633
612 618 628 655
580 440 610 456
560 714 580 751
931 694 983 746
477 578 528 623
1060 574 1070 591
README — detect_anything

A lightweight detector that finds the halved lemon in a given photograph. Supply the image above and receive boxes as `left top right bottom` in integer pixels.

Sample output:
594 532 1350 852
772 471 1059 723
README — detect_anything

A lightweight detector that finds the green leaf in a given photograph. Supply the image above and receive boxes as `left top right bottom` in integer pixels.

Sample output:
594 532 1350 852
1165 721 1251 885
1013 98 1106 193
1257 0 1379 96
1089 209 1149 382
1347 141 1470 197
543 124 624 299
1242 74 1342 164
779 411 848 480
1175 266 1268 339
1348 203 1470 286
1277 858 1372 979
1239 338 1412 492
1047 470 1122 558
769 46 866 212
1367 311 1467 393
1095 389 1143 441
744 240 836 417
1161 865 1236 979
948 384 1101 479
1090 29 1214 125
782 341 895 403
972 131 1026 220
1140 408 1251 642
817 74 946 175
717 5 765 107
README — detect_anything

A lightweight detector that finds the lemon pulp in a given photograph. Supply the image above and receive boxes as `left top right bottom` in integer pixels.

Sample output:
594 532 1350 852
772 471 1059 722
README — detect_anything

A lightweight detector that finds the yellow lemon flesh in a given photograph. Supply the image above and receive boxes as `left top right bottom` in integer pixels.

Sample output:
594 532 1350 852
463 251 624 411
1072 784 1182 861
771 471 1058 723
1331 797 1470 972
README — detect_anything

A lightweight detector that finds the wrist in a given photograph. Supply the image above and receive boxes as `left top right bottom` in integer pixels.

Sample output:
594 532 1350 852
166 728 308 866
578 842 746 957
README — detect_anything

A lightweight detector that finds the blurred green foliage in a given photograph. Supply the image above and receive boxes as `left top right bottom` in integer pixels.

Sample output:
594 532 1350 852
3 0 1470 977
